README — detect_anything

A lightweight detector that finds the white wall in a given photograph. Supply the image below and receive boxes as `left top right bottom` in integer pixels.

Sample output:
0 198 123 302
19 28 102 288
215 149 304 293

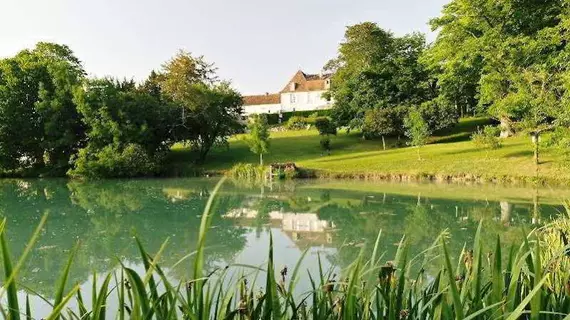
280 90 332 113
243 103 282 115
243 91 333 116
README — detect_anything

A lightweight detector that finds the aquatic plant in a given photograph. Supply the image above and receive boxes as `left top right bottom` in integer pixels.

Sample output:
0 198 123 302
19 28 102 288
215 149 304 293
1 178 570 319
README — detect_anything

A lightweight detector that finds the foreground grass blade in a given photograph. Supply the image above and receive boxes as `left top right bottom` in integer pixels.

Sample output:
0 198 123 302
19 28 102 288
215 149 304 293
441 237 464 320
0 213 48 320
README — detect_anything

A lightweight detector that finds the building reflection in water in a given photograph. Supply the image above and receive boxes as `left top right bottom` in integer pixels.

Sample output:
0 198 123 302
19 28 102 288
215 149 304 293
224 208 335 247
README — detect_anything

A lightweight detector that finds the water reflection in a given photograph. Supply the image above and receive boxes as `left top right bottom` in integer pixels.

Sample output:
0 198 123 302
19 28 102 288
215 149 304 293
0 178 567 302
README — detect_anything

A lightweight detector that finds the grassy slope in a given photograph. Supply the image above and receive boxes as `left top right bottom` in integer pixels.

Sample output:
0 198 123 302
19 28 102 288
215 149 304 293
169 118 570 183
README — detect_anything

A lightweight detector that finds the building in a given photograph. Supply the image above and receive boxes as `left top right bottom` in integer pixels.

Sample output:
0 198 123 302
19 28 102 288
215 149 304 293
242 70 333 116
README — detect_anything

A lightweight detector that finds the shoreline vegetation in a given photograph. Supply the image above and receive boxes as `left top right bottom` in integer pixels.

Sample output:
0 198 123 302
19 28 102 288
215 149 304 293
1 178 569 319
171 118 570 187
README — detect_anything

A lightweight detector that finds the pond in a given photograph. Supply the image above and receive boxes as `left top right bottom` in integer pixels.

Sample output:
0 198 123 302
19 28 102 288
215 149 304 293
0 178 568 316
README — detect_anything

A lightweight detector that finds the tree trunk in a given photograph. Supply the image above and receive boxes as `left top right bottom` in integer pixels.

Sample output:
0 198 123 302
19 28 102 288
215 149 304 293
382 135 386 151
260 153 264 166
500 201 512 226
499 117 513 138
532 133 539 165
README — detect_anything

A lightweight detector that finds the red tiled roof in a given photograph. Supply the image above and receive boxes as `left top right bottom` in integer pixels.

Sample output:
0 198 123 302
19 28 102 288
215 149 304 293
243 93 281 106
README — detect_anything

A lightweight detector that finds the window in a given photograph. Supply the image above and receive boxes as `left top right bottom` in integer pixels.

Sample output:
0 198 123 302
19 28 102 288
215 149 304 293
290 94 296 104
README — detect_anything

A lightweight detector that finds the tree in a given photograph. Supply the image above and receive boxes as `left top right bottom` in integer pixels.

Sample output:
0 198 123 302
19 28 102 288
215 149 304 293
0 42 85 174
158 51 243 163
362 108 400 150
324 23 439 131
428 0 568 155
246 114 270 165
404 110 430 160
70 78 178 178
314 117 336 155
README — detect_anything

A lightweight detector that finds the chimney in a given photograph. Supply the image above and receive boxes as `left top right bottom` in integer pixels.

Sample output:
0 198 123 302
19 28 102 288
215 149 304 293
265 92 269 96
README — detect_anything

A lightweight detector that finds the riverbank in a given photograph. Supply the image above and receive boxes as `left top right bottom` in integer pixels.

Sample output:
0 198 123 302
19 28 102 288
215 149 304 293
168 118 570 186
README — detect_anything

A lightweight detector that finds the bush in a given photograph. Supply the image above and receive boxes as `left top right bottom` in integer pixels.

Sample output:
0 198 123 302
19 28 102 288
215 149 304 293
69 143 160 178
419 99 459 132
315 117 337 136
266 109 331 125
226 163 266 181
472 125 501 156
285 116 309 130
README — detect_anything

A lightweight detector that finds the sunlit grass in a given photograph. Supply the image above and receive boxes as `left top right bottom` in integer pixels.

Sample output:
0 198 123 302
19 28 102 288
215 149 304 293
168 118 570 183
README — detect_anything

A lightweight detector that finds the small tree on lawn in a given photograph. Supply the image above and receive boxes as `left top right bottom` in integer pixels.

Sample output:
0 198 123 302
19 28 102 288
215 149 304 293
315 117 337 155
246 114 270 165
404 110 430 160
363 108 399 150
472 125 502 159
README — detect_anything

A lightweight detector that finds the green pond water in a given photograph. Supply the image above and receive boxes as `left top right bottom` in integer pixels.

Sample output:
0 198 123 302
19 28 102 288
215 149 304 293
0 178 569 316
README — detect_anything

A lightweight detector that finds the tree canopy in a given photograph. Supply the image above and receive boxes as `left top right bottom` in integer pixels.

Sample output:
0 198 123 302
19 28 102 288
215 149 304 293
0 44 244 178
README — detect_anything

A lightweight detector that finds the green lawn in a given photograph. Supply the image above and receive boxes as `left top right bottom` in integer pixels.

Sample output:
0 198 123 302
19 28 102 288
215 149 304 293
168 118 570 183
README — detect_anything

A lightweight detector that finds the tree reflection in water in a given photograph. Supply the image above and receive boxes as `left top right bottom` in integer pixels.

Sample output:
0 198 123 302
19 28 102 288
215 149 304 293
0 178 565 300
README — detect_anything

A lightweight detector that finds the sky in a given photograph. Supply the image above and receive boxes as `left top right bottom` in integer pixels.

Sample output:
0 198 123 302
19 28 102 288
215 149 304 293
1 0 449 95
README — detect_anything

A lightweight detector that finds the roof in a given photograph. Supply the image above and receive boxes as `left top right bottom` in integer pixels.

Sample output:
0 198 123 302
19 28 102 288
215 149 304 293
281 70 331 93
243 93 281 106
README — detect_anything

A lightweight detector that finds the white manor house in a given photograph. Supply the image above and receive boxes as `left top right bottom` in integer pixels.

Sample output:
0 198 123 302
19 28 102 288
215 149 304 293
242 70 333 116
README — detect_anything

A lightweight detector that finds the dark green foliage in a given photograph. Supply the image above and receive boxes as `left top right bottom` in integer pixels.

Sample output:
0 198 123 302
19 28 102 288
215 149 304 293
325 23 438 131
69 78 176 178
266 110 331 125
69 143 160 178
0 43 85 174
0 44 243 178
314 117 336 136
362 107 404 139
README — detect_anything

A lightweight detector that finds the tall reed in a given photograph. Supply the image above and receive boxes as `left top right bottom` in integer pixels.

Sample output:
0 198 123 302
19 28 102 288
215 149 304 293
0 180 569 319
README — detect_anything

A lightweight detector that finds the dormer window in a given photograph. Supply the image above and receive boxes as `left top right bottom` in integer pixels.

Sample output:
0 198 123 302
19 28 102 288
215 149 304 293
289 82 297 91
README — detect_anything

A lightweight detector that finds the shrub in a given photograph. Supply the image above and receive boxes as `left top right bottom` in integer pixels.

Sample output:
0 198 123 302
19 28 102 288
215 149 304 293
226 163 266 181
285 116 309 130
472 125 501 158
266 109 331 125
315 117 337 136
320 136 331 153
69 143 160 178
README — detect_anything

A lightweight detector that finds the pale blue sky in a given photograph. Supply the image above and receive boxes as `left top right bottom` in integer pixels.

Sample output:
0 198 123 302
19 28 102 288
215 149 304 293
1 0 449 94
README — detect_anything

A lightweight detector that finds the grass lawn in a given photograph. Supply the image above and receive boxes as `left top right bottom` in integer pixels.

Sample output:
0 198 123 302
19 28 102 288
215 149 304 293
168 117 570 183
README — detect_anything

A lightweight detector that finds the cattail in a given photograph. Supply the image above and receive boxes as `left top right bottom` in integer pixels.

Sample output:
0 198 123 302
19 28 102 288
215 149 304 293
379 262 395 285
280 265 288 283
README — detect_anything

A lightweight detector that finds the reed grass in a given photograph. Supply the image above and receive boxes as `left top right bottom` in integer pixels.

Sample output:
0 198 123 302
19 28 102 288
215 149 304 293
0 180 570 319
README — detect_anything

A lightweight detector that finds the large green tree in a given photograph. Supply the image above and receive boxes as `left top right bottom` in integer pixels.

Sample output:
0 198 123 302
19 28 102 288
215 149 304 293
325 23 440 133
158 51 243 163
428 0 567 134
0 43 85 173
70 78 178 178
